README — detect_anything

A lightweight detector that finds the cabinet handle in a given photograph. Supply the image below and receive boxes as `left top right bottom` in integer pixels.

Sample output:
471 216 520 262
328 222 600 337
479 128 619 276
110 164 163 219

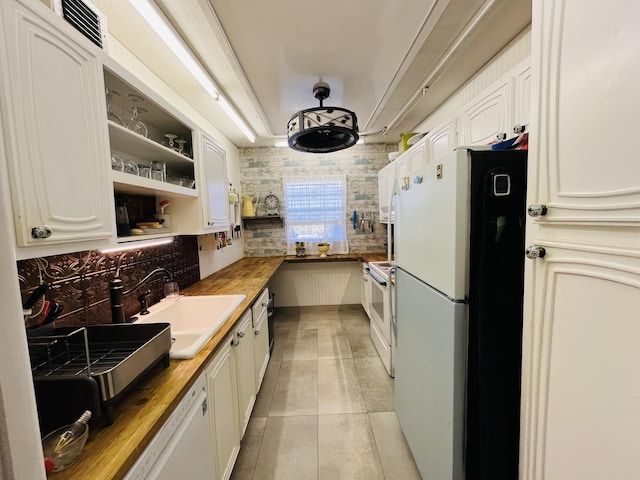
254 329 260 336
231 338 239 347
31 225 52 239
237 330 245 338
527 204 548 217
526 246 546 259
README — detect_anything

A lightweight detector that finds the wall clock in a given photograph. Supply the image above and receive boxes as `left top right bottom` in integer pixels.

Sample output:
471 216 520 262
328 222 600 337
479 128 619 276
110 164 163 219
264 194 280 215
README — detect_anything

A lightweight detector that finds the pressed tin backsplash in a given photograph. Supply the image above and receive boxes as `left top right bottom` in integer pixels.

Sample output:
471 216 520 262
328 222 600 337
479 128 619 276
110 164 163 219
18 236 200 328
239 143 395 256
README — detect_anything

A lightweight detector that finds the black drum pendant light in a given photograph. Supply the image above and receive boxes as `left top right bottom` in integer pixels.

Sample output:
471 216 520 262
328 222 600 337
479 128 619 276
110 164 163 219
287 81 359 153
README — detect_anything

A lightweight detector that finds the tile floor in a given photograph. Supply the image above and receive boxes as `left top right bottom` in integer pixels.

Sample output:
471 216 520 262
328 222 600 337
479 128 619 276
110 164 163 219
230 305 421 480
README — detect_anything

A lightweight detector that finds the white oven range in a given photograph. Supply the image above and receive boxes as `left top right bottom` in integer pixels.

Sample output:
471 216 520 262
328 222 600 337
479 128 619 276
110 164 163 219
366 261 395 377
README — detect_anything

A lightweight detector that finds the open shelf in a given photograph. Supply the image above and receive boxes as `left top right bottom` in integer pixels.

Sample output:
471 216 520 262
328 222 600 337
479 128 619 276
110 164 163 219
112 171 198 198
242 216 283 230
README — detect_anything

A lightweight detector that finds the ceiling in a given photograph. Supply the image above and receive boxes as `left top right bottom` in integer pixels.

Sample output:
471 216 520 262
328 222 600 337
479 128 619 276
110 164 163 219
92 0 531 147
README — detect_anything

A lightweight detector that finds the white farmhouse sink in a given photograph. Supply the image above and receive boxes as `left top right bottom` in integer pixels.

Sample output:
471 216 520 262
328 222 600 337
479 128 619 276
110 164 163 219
134 295 246 359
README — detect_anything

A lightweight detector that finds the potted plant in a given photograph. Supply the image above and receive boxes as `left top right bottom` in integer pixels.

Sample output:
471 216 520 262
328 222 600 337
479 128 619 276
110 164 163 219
295 241 306 257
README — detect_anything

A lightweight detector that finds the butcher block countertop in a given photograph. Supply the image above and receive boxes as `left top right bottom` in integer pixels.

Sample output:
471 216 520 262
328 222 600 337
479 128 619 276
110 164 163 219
51 253 385 480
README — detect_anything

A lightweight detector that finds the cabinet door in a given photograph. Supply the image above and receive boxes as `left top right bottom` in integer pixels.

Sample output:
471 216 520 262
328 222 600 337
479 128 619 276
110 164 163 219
361 264 371 318
395 155 411 185
252 309 270 391
378 162 396 224
521 2 640 479
234 310 256 437
406 139 427 172
378 167 388 223
427 119 457 163
0 0 113 247
206 338 240 480
199 133 230 232
512 61 531 130
460 78 512 146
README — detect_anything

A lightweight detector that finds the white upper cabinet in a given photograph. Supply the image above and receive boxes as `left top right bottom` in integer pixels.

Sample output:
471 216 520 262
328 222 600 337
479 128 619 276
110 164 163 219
0 0 114 253
198 132 230 233
459 78 512 146
378 161 396 224
427 119 458 163
527 1 640 224
512 61 531 130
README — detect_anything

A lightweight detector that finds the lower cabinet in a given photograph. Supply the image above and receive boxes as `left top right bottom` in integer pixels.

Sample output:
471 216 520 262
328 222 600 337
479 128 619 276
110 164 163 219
234 310 256 437
252 287 271 391
205 303 268 480
205 337 240 480
361 262 372 319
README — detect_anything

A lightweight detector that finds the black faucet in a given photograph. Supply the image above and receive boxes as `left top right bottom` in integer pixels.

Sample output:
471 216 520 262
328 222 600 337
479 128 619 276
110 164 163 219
109 263 173 323
138 290 151 315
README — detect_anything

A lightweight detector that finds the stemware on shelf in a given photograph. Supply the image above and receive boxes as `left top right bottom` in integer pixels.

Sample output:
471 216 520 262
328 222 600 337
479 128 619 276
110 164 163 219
164 133 179 151
126 93 149 138
105 88 123 125
175 139 190 158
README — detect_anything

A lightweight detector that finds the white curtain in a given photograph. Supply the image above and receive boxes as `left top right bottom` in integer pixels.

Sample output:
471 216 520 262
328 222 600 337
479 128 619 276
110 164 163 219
283 174 348 255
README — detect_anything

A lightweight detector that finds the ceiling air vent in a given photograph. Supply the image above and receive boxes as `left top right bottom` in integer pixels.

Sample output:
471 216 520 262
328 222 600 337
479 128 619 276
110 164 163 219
52 0 109 51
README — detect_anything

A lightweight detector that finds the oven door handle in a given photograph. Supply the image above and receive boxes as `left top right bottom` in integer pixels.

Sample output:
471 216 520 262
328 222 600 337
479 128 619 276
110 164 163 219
368 271 387 286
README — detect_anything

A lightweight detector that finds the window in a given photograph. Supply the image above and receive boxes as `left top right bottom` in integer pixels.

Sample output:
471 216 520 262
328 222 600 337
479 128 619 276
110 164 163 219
283 175 348 255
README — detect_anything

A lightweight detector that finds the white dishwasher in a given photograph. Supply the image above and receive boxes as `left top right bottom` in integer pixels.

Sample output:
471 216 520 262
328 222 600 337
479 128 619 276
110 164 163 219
125 373 216 480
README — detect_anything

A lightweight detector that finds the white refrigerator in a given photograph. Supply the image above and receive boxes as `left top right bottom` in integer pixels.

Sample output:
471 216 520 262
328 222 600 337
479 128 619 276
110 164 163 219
393 148 527 480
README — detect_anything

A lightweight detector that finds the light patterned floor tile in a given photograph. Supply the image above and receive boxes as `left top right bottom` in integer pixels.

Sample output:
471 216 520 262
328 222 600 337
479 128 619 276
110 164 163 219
318 359 366 414
318 413 384 480
253 416 318 480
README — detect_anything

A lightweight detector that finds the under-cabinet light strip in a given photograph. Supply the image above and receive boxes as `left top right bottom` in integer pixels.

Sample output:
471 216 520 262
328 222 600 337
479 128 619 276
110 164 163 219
128 0 256 143
99 237 174 253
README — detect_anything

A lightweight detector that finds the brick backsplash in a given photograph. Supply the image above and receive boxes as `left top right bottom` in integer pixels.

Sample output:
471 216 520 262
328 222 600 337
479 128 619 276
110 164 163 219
240 143 396 256
18 236 200 329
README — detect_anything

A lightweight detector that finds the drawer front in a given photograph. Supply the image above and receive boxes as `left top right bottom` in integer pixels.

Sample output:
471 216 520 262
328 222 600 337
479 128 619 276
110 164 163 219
251 287 269 327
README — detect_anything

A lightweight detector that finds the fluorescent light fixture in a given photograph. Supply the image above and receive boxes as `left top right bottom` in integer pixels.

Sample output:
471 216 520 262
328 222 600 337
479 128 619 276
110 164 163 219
129 0 218 100
218 97 256 143
129 0 256 143
100 237 174 254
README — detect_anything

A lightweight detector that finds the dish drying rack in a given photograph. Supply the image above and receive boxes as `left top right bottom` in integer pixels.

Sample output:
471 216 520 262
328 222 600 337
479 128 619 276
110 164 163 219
27 323 172 429
28 327 148 379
